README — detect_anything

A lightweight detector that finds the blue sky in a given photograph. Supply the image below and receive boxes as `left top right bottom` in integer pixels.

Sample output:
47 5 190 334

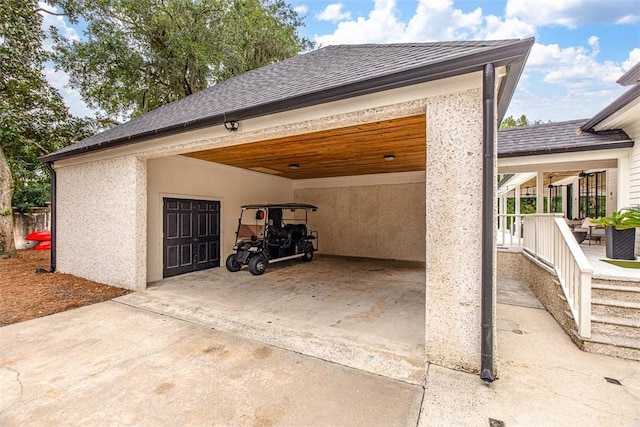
40 0 640 123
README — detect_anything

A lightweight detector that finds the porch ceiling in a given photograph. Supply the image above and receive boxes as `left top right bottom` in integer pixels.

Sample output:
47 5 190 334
520 170 583 190
183 115 426 180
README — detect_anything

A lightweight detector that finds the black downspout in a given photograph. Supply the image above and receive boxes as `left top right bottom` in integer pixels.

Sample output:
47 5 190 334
37 162 56 273
480 63 495 383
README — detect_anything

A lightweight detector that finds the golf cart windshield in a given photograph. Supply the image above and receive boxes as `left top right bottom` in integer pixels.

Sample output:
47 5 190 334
237 208 266 241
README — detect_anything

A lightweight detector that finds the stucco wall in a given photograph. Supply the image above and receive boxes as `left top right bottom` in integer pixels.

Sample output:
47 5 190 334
294 179 426 261
424 86 492 374
56 155 147 289
146 156 294 282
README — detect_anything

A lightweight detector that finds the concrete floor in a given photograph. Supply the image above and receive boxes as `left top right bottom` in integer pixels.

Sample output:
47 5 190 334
118 256 426 384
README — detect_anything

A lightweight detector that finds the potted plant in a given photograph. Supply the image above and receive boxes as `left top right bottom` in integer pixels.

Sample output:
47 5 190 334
592 206 640 260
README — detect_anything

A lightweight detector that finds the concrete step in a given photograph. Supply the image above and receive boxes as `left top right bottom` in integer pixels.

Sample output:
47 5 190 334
592 278 640 289
580 332 640 361
591 283 640 303
591 314 640 340
591 298 640 320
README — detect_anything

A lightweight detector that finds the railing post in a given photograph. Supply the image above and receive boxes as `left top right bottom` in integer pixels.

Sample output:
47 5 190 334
579 271 592 339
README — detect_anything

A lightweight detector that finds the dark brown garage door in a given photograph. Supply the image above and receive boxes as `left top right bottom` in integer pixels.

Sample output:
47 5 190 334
163 198 220 278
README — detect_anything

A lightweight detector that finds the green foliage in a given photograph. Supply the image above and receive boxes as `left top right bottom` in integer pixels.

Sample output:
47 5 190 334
592 206 640 230
0 0 97 211
500 114 549 129
52 0 313 121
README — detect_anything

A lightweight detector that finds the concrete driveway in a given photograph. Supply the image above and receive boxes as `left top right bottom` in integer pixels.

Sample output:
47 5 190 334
0 301 423 426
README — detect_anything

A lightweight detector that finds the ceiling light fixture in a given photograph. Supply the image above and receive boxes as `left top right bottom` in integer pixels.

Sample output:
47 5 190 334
384 155 395 161
288 164 299 169
224 120 239 132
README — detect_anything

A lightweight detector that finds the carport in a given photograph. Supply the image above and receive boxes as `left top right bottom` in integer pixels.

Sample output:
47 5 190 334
42 40 534 377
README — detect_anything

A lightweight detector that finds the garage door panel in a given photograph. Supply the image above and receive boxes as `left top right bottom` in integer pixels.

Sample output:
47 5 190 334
166 213 179 239
166 246 179 268
180 245 193 266
180 213 193 238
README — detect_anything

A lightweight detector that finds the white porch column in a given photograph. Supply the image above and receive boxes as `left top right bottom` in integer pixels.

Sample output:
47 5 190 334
425 87 488 373
499 194 507 232
514 185 521 238
536 171 544 213
561 185 568 217
618 155 630 209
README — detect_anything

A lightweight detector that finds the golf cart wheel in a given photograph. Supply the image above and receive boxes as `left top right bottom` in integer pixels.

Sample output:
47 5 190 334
301 243 314 262
248 255 268 275
225 254 242 272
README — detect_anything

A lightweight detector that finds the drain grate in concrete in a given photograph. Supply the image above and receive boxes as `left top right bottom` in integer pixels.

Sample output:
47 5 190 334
489 418 506 427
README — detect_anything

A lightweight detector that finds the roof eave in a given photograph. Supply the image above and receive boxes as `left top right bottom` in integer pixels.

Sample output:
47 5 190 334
42 38 535 163
498 140 634 158
580 85 640 132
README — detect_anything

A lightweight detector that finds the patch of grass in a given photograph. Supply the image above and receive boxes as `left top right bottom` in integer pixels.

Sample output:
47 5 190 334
600 259 640 269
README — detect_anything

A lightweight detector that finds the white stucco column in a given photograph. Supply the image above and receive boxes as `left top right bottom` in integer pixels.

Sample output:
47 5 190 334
56 155 147 289
425 87 488 373
536 171 544 213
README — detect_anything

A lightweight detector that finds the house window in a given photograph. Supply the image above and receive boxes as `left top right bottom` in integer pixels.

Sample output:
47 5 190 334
579 171 606 219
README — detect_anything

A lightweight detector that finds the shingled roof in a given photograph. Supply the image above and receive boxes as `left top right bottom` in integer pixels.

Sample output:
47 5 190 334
43 39 534 162
498 119 633 158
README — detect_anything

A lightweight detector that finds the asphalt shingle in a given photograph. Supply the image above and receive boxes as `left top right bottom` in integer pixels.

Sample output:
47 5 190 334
498 119 632 158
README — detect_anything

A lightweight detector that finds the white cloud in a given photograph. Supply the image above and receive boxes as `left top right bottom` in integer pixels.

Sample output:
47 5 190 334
622 48 640 71
475 15 535 39
316 3 352 23
529 40 624 89
402 0 483 41
44 67 95 118
505 0 640 28
315 0 536 45
294 5 309 15
37 2 79 51
315 0 405 45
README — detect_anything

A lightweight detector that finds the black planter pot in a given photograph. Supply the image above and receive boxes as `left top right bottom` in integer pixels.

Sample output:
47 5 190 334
605 227 636 260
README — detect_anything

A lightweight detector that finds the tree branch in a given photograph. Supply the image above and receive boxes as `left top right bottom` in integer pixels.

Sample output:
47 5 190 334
34 8 67 17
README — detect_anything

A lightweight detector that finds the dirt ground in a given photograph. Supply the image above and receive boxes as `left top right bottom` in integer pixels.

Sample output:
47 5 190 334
0 250 129 326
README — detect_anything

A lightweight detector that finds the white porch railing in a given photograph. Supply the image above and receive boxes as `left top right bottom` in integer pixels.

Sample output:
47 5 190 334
498 213 592 338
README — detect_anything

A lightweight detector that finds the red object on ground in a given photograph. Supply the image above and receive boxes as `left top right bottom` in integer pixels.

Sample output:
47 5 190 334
34 241 51 250
26 230 51 242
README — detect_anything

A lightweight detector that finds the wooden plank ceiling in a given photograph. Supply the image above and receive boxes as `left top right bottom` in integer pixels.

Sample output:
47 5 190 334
184 115 427 180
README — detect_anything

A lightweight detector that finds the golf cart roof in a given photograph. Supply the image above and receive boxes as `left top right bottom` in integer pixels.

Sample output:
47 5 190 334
241 203 318 210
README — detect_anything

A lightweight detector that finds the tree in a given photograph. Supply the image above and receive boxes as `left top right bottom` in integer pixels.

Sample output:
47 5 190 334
0 0 93 257
53 0 313 121
500 114 550 129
